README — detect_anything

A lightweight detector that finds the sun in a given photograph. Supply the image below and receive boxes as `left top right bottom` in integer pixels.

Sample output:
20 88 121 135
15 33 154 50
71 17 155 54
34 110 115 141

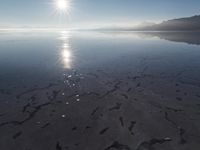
56 0 70 11
57 0 66 10
52 0 72 16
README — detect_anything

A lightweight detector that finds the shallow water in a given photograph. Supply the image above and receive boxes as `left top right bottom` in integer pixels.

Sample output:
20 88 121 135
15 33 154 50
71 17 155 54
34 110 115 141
0 31 200 150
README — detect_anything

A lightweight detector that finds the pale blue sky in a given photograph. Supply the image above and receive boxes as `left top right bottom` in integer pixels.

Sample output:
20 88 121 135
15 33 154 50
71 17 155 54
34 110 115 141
0 0 200 28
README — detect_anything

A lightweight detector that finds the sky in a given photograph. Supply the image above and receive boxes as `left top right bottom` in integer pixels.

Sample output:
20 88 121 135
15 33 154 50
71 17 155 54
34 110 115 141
0 0 200 28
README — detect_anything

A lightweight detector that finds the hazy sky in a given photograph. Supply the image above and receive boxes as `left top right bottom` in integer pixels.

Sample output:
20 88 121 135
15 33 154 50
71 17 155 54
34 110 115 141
0 0 200 28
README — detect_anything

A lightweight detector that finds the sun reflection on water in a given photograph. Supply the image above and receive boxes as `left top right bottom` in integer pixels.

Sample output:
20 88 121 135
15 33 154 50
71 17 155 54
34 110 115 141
58 31 73 69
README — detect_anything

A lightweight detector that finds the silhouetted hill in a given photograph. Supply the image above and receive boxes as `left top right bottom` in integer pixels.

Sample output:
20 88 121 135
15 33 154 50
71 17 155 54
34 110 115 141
95 15 200 31
144 15 200 31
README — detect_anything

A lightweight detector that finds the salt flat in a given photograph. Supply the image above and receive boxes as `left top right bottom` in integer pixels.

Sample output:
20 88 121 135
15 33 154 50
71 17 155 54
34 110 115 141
0 31 200 150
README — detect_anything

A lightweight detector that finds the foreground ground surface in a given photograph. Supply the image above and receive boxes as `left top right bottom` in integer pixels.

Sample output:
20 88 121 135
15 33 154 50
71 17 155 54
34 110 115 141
0 31 200 150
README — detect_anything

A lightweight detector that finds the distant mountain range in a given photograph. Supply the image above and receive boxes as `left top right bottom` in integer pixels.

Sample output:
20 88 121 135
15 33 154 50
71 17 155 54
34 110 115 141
96 15 200 31
142 15 200 31
1 15 200 31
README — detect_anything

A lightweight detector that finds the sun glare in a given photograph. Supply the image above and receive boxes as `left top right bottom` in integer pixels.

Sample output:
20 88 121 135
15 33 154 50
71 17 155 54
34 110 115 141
57 0 66 10
56 0 71 12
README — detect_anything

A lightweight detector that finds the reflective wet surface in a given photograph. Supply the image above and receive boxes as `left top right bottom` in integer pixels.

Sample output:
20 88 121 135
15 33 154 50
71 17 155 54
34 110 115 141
0 31 200 150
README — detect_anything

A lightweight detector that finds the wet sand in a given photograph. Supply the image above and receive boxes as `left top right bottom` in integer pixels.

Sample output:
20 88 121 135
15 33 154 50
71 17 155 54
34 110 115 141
0 31 200 150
